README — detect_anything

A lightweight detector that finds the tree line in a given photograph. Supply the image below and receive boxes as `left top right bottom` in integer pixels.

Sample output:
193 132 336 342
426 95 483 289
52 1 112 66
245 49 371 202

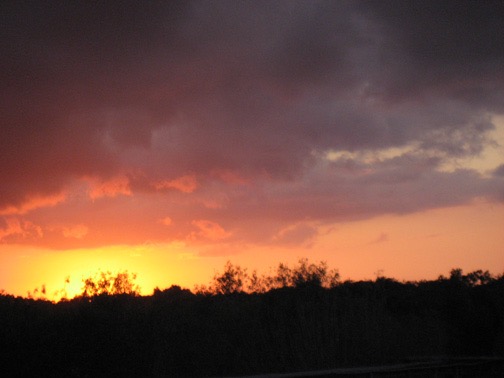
0 259 503 377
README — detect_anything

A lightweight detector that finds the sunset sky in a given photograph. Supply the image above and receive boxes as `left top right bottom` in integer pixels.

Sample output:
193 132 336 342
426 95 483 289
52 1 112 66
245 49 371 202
1 1 503 299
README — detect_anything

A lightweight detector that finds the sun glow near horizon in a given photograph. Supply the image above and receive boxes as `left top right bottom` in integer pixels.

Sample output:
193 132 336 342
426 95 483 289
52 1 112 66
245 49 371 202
2 1 504 307
0 243 211 301
1 201 503 302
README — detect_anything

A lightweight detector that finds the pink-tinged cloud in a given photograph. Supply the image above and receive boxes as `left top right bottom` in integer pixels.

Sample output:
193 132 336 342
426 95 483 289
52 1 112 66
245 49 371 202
87 176 132 200
0 193 66 216
154 175 199 193
190 220 232 242
0 218 43 243
62 224 89 239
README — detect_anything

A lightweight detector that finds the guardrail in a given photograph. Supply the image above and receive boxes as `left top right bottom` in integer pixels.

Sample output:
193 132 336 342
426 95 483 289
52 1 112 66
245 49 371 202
231 357 504 377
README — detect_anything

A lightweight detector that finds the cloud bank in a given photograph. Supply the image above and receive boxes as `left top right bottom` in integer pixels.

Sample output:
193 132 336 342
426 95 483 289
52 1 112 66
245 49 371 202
1 0 503 249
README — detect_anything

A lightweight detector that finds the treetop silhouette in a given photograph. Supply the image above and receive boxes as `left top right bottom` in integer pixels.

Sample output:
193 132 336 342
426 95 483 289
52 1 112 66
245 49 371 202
81 270 140 297
195 258 340 295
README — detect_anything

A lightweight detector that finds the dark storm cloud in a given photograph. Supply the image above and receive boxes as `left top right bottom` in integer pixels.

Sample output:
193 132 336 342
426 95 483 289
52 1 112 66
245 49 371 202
358 0 504 104
494 164 504 177
1 0 503 241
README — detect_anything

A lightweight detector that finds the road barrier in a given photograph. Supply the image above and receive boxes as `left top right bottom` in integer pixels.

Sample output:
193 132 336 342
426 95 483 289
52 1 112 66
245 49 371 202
232 357 504 377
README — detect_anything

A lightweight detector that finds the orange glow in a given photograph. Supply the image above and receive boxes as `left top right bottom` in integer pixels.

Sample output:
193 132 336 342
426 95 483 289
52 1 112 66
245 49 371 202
62 224 89 239
190 220 232 241
0 242 214 301
1 201 502 301
160 217 173 226
314 200 504 281
0 218 43 240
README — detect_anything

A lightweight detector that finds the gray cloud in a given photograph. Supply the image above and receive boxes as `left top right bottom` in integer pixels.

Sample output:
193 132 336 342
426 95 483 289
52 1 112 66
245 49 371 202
1 0 503 247
493 164 504 177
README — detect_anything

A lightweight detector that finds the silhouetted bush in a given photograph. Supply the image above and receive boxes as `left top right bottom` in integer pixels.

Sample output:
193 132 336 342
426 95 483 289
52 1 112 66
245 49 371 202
81 270 141 297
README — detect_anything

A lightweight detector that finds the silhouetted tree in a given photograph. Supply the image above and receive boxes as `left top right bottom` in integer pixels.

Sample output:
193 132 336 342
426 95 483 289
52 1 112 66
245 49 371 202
248 270 267 293
212 261 247 294
291 258 340 288
200 258 340 294
274 262 293 288
81 270 140 297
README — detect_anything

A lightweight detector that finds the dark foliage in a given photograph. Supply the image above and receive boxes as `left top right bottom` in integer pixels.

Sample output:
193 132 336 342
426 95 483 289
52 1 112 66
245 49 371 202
81 270 141 297
0 267 503 377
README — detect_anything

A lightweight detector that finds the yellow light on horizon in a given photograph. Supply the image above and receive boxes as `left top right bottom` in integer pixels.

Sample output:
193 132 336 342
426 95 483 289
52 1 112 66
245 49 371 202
0 242 210 301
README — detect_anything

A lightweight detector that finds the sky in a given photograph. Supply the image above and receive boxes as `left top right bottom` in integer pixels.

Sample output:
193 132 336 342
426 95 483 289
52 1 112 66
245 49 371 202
1 0 503 299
